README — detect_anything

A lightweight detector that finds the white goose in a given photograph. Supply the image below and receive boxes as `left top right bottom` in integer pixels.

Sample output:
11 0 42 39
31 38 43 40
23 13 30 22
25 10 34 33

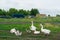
30 21 36 31
40 24 51 35
15 30 22 36
10 28 16 33
34 30 40 34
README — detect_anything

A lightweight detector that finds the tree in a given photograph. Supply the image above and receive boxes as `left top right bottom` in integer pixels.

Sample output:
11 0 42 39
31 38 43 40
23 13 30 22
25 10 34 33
8 8 18 15
23 10 30 16
18 9 24 14
56 14 60 17
48 15 50 17
0 9 7 16
26 10 31 16
0 8 40 18
18 9 30 16
0 9 3 15
2 10 7 16
30 8 39 16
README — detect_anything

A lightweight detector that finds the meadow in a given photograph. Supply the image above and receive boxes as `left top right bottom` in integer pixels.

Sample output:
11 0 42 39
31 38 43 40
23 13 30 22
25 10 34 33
0 17 60 40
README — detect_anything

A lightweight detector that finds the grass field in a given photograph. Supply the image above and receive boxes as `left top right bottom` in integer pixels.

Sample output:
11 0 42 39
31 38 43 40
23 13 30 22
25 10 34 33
0 18 60 40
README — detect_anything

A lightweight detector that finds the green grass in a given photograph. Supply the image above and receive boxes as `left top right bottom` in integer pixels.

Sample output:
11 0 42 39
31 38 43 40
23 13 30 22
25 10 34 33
0 23 60 40
0 17 60 22
0 17 60 40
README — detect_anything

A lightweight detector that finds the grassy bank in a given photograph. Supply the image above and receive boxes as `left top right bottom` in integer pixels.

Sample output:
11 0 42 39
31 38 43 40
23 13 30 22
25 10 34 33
0 23 60 40
0 17 60 40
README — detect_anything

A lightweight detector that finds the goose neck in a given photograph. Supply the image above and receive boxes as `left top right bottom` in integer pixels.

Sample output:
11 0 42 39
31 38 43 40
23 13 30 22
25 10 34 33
41 26 43 30
32 21 33 26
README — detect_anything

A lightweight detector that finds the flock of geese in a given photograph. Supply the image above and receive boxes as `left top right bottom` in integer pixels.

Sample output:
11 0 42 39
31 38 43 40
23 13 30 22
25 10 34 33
10 21 51 36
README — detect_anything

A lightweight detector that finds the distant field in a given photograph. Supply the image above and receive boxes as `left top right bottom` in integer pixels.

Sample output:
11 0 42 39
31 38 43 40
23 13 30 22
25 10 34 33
0 17 60 22
0 17 60 40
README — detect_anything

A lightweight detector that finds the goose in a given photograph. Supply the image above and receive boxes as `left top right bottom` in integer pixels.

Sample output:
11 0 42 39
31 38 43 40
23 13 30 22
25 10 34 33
26 29 31 33
30 21 36 31
15 30 22 36
34 30 40 34
10 28 16 33
40 24 51 35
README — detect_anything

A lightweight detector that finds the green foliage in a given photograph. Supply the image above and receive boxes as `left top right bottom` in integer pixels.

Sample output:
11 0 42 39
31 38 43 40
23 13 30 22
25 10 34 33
8 8 18 15
30 8 39 16
0 22 60 40
0 9 7 16
0 9 3 15
0 18 60 40
0 8 39 17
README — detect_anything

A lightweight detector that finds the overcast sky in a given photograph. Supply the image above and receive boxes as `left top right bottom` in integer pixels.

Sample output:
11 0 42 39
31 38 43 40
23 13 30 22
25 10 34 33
0 0 60 16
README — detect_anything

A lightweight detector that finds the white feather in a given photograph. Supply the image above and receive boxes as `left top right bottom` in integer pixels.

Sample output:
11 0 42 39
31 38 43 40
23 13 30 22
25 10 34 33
40 24 51 35
10 28 16 33
30 21 36 31
15 30 22 36
34 30 40 34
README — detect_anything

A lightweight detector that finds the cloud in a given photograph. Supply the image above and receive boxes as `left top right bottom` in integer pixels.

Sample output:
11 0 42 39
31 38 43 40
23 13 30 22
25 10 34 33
0 0 60 16
0 0 60 10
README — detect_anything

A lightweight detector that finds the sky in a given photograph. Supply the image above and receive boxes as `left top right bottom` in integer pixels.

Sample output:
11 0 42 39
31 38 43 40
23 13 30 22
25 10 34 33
0 0 60 16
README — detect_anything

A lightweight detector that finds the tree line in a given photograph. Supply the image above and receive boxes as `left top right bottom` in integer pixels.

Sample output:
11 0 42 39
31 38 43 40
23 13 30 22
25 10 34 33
0 8 39 18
